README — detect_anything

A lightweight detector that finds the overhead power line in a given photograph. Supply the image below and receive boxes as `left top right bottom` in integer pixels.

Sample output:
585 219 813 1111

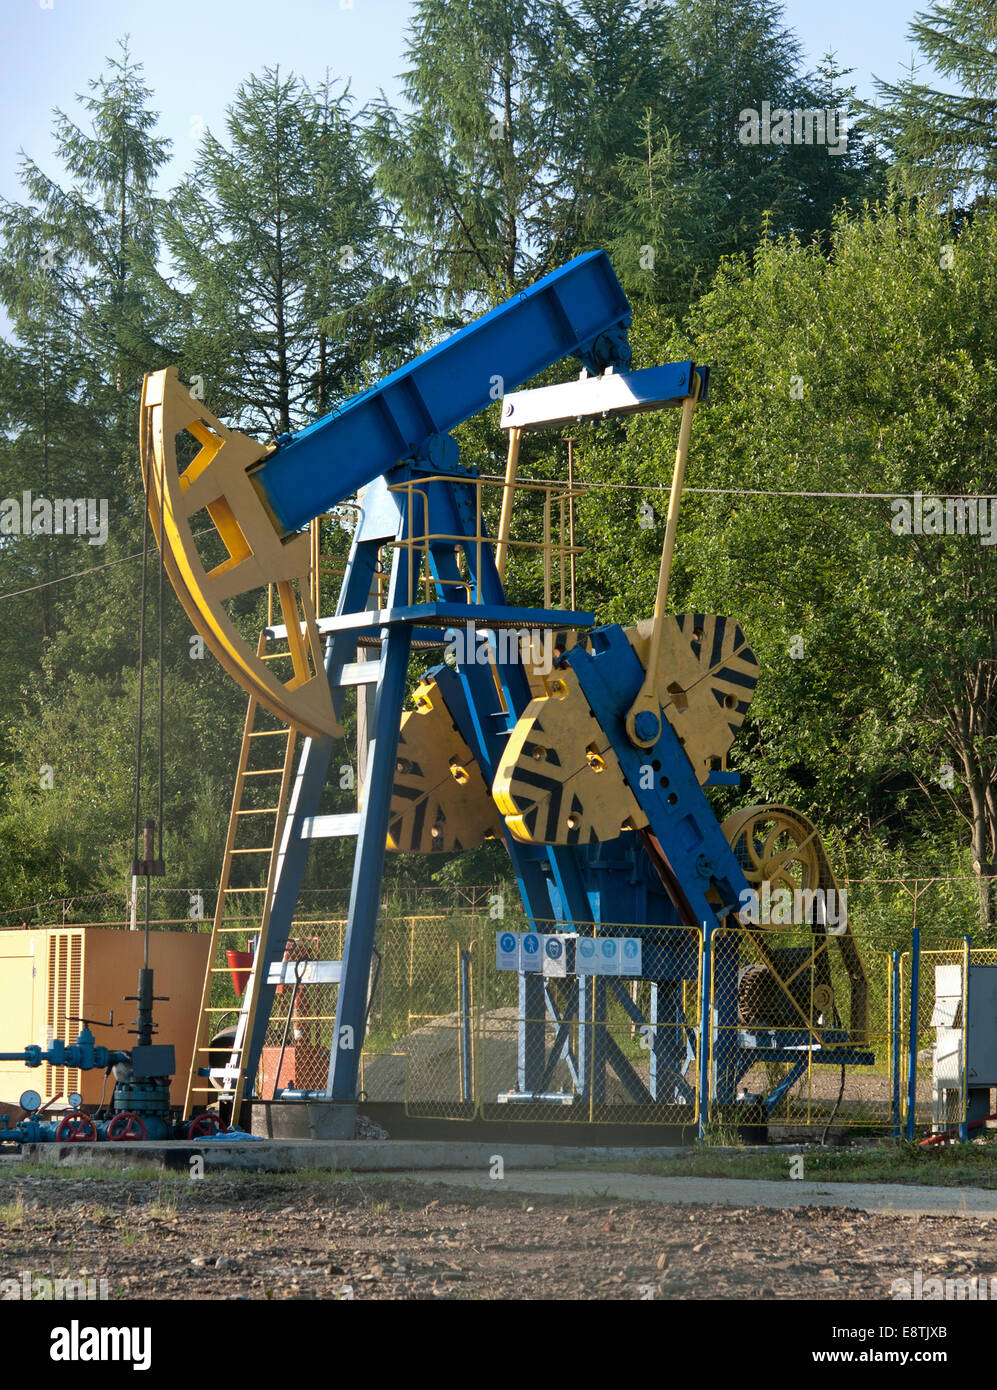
0 549 144 601
0 529 213 603
2 481 992 605
481 474 997 501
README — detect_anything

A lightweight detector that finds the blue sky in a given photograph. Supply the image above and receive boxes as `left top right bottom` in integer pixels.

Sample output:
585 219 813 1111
0 0 934 205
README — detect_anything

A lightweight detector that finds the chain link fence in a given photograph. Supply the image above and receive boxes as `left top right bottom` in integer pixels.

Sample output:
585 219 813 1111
708 923 894 1134
4 880 996 1138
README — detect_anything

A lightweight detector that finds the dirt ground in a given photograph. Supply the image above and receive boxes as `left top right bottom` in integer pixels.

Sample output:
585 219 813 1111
1 1171 993 1300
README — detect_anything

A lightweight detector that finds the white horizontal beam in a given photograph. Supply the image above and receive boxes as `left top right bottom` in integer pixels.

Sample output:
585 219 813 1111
500 362 702 433
266 960 343 985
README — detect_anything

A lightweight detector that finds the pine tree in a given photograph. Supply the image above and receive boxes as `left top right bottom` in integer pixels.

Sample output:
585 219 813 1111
0 41 182 901
160 68 409 437
301 75 418 412
603 8 883 316
0 38 171 661
607 109 722 315
367 0 571 310
657 2 878 258
0 38 172 492
542 0 673 264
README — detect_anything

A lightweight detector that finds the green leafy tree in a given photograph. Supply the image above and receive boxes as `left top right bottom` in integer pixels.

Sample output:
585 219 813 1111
579 204 997 932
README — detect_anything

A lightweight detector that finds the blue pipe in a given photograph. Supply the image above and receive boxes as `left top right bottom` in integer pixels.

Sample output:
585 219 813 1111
891 951 901 1140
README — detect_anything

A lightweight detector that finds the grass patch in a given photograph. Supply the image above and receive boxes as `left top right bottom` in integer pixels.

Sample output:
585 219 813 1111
147 1191 180 1220
0 1161 389 1188
4 1163 167 1183
572 1137 997 1187
0 1195 24 1226
219 1165 368 1184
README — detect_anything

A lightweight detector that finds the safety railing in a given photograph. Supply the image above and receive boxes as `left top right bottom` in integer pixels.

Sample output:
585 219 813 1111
386 474 586 609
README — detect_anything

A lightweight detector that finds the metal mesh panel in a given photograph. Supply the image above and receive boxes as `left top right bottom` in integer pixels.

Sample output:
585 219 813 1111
256 923 345 1096
478 923 702 1125
707 924 896 1133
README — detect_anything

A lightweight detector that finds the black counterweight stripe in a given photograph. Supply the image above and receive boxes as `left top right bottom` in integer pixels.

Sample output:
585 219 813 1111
714 667 758 690
709 617 727 670
544 790 562 843
411 798 426 848
509 766 569 795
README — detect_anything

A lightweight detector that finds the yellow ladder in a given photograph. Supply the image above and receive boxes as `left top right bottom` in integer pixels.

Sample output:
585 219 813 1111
182 623 299 1121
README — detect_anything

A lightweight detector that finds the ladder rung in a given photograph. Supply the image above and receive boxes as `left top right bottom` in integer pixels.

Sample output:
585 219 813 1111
185 634 305 1123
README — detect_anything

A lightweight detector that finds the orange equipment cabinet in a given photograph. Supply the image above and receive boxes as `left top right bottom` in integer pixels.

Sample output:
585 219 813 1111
0 927 209 1109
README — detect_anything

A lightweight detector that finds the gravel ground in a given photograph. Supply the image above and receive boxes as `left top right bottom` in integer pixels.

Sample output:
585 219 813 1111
1 1172 994 1300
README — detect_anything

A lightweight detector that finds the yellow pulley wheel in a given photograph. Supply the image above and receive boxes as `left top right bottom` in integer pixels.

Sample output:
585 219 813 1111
721 805 827 919
387 678 503 852
493 666 647 845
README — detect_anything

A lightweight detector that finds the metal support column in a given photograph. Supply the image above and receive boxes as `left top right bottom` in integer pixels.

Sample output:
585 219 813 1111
905 926 921 1141
327 624 413 1100
697 919 713 1140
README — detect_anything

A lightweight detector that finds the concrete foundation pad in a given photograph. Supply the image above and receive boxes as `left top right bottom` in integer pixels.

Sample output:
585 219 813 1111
16 1139 560 1173
12 1145 997 1216
400 1169 997 1217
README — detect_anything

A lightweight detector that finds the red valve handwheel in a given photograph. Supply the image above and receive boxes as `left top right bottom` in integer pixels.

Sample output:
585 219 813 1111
106 1111 147 1141
185 1112 225 1139
54 1112 97 1142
